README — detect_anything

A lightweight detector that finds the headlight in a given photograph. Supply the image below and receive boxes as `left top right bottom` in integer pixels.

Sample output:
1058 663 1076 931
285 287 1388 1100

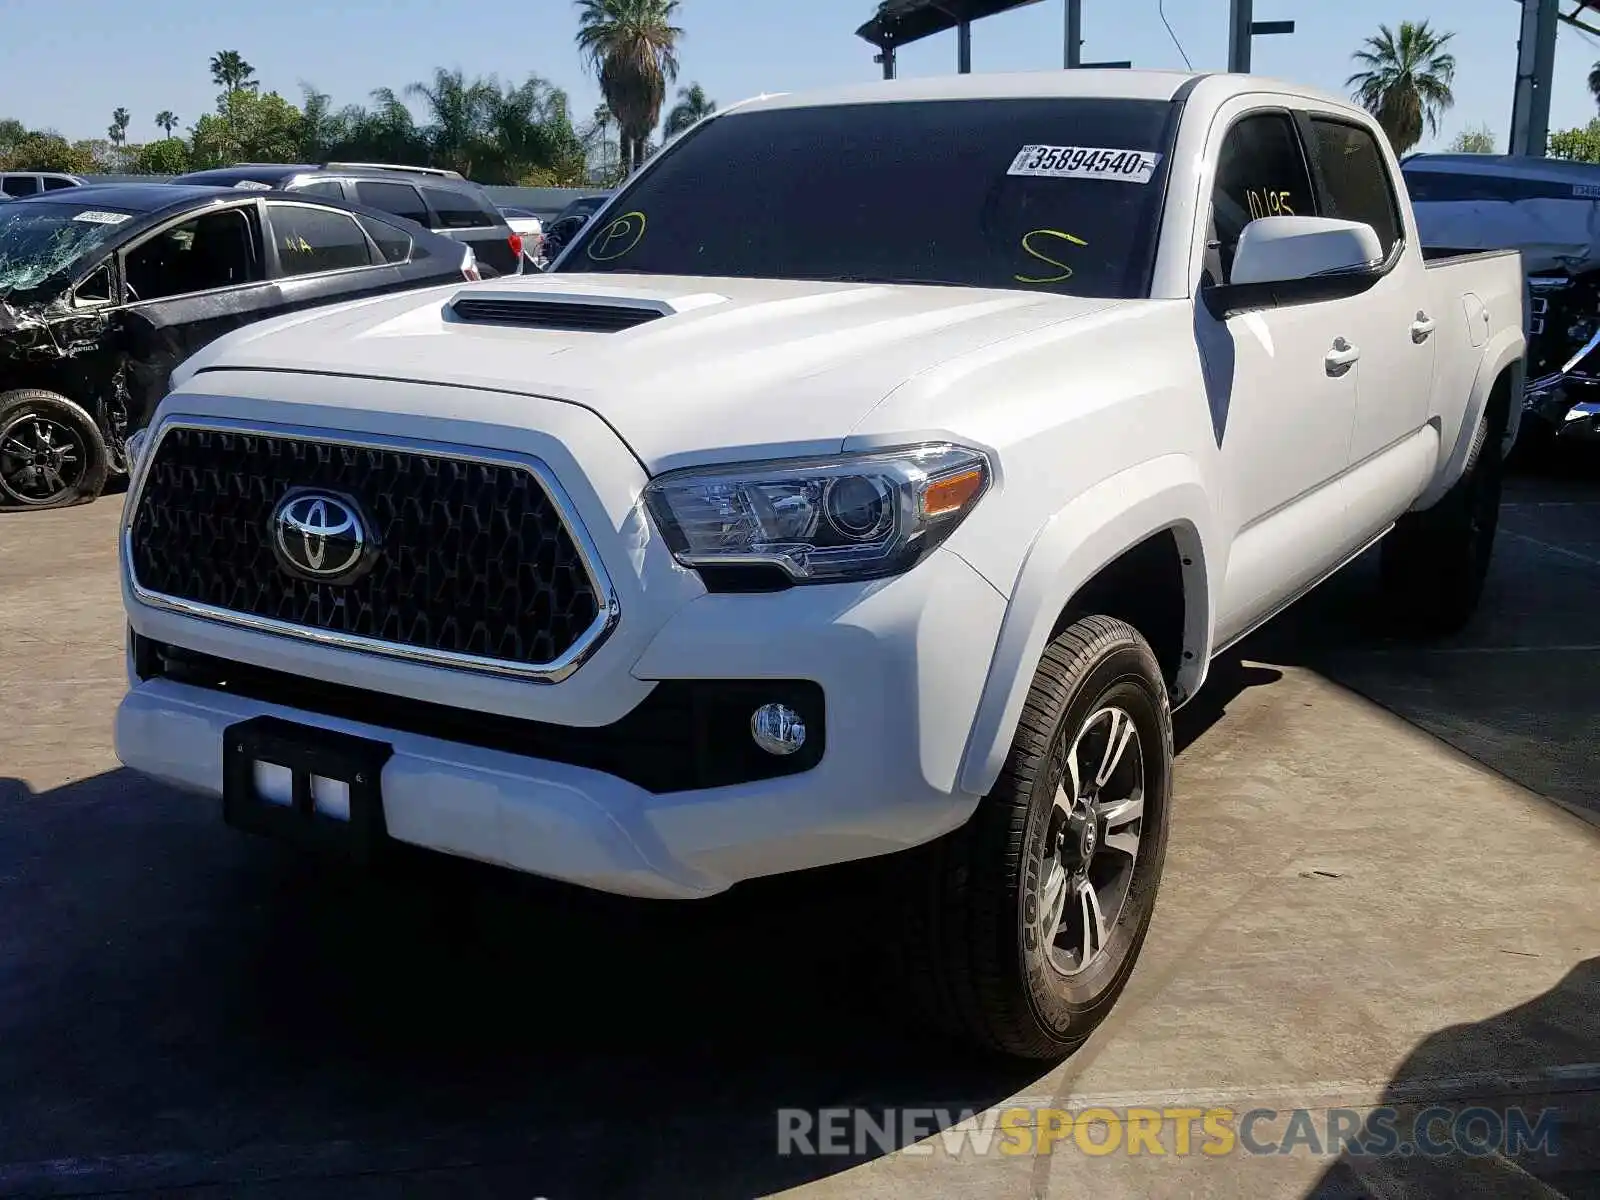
642 443 991 584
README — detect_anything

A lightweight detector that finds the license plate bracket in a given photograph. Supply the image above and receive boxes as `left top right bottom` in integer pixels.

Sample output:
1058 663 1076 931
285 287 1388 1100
223 716 394 865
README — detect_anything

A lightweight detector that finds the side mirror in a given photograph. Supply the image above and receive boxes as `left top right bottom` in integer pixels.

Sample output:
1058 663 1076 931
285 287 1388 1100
1204 216 1386 320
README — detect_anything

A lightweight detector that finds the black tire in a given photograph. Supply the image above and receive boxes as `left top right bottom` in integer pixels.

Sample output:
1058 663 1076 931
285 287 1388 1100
0 389 110 509
895 615 1173 1060
1379 406 1503 636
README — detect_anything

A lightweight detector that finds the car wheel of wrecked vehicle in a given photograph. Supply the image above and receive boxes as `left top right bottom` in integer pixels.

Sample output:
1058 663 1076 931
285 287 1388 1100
1380 404 1503 636
895 616 1172 1060
0 389 110 509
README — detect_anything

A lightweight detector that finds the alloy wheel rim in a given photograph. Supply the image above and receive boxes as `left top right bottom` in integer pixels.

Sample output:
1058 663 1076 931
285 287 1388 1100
0 414 86 505
1040 704 1145 977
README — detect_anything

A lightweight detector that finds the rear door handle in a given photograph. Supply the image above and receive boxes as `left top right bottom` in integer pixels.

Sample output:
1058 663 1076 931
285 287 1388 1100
1411 312 1436 342
1325 337 1361 376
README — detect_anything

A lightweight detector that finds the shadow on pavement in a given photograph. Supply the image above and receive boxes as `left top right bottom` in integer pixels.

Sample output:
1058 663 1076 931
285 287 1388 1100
1240 465 1600 825
1306 957 1600 1199
0 652 1280 1198
0 767 1034 1197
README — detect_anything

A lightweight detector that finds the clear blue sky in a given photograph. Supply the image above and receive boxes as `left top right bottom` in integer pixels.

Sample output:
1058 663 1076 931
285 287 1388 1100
2 0 1599 150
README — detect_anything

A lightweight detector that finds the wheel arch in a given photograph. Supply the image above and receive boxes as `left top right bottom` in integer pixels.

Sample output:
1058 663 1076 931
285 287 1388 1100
1417 329 1525 511
956 454 1214 798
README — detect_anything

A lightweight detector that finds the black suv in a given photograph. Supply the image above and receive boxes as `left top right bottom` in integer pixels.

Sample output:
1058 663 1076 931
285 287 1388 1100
169 163 525 276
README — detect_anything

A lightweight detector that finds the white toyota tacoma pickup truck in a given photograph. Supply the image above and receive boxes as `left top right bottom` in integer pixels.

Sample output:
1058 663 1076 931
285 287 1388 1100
115 71 1525 1060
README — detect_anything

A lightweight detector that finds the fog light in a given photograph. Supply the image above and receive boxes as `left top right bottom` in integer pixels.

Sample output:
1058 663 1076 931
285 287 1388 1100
751 703 807 756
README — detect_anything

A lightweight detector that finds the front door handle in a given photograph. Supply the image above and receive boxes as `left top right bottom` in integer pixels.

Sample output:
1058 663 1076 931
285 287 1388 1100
1326 337 1361 376
1411 312 1436 343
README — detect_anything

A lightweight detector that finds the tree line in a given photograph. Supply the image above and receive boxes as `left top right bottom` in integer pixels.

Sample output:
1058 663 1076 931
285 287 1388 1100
0 0 713 184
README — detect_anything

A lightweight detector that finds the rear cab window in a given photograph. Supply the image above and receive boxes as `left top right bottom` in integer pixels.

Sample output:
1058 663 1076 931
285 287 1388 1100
265 202 376 276
419 185 499 230
553 97 1181 299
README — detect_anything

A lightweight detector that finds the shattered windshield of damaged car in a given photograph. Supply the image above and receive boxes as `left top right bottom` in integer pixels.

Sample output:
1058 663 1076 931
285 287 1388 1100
0 202 133 293
554 97 1178 299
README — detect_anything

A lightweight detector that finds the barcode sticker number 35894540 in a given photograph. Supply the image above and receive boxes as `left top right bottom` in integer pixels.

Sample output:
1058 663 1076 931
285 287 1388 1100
1007 145 1162 183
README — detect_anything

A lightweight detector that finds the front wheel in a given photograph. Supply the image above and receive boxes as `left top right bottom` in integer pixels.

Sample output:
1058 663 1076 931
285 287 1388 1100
0 389 110 509
897 615 1173 1060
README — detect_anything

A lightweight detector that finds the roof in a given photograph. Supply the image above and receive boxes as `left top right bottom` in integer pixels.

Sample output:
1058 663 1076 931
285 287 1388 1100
173 165 318 185
856 0 1046 47
8 182 236 213
732 69 1201 112
721 70 1361 121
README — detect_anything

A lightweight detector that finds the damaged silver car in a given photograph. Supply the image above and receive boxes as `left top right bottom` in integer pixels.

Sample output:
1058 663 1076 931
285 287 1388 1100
0 182 483 508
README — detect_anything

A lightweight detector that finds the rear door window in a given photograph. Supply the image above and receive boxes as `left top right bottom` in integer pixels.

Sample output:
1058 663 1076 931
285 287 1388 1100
1208 112 1315 283
266 202 377 276
124 207 263 302
358 213 413 264
420 185 497 229
2 176 39 197
352 180 430 227
1302 117 1403 257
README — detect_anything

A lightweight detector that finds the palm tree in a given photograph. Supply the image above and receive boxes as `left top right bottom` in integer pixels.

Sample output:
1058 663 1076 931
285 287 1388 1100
155 110 178 139
209 50 257 94
107 107 130 147
406 67 497 175
1347 21 1456 154
1589 61 1600 110
575 0 684 175
663 82 715 138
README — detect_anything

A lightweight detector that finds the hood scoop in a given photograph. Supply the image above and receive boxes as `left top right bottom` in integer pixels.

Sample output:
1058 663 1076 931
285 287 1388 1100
447 286 728 334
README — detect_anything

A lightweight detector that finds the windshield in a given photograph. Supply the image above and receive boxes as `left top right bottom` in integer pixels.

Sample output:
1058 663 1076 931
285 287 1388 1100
0 201 133 293
554 98 1179 299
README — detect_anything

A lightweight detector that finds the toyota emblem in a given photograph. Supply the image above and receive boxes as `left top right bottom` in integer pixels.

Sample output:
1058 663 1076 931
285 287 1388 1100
270 489 376 584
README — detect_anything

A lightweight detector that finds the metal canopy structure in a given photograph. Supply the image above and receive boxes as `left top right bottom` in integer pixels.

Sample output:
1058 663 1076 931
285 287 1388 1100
855 0 1048 78
1508 0 1600 156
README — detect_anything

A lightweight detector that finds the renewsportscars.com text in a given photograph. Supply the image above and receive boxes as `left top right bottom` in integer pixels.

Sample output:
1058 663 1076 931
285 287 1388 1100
777 1104 1560 1159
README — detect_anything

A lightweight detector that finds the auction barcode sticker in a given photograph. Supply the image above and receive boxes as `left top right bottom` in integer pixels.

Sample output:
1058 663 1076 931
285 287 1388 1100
1007 145 1162 183
72 210 132 225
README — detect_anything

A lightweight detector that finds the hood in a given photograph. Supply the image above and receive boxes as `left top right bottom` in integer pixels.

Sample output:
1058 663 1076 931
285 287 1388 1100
175 272 1121 471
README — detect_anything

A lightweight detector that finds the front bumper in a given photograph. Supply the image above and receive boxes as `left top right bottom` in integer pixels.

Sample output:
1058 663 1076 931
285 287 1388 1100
116 543 1007 899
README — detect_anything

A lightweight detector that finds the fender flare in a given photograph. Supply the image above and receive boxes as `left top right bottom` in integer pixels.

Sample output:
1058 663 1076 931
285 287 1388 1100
1417 328 1525 510
955 454 1214 797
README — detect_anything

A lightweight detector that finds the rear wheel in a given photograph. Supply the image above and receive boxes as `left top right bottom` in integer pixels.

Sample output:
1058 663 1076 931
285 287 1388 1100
897 616 1173 1060
0 389 110 509
1379 407 1503 636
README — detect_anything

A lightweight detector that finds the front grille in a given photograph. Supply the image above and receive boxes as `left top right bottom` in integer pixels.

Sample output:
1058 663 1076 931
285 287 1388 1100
133 635 826 794
129 427 604 673
451 297 664 333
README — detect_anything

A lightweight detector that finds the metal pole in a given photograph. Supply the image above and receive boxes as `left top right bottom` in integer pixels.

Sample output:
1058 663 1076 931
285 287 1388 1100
1065 0 1082 68
879 42 897 80
958 19 972 73
1509 0 1560 155
1228 0 1253 73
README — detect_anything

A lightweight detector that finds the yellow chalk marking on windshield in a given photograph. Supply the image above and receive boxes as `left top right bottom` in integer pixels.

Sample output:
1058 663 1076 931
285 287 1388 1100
1015 229 1087 285
587 211 648 262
